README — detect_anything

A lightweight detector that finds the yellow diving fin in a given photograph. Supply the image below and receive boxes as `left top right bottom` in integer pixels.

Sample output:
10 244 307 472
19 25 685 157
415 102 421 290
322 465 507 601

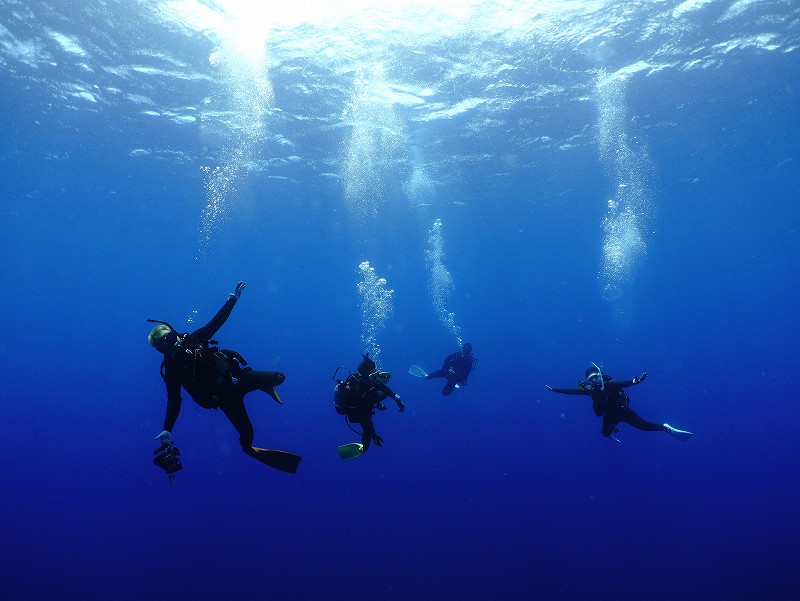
337 443 365 459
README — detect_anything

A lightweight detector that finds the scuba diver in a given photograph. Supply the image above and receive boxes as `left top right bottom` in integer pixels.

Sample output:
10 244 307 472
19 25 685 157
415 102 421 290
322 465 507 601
333 353 405 459
147 281 301 475
410 343 476 396
545 364 693 442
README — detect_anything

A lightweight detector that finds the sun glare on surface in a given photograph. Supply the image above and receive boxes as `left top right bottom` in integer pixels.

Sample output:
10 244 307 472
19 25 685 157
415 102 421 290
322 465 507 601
212 0 479 28
163 0 569 43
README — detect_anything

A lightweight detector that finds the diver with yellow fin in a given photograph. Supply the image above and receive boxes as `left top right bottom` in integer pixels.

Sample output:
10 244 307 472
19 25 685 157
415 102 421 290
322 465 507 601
148 281 301 476
333 354 405 459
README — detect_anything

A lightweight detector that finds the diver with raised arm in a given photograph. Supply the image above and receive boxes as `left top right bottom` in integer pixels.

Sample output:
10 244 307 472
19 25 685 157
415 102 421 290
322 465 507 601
148 281 301 476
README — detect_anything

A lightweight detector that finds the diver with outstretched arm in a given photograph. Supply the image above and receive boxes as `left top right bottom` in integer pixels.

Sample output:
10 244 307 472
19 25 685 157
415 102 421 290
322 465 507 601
546 365 693 441
148 281 302 475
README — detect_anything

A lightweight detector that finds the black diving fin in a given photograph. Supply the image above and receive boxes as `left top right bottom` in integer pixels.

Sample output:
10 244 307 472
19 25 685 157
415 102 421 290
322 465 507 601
249 448 302 473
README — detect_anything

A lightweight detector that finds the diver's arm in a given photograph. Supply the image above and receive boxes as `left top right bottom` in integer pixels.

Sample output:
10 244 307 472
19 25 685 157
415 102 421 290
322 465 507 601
163 396 182 432
190 282 245 340
546 386 591 395
163 375 183 432
618 373 647 388
377 382 399 400
191 296 237 340
378 383 405 411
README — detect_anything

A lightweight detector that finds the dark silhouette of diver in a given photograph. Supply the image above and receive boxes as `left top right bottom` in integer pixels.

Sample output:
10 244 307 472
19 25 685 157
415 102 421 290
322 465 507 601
148 281 301 473
546 365 692 441
334 354 405 458
425 343 476 395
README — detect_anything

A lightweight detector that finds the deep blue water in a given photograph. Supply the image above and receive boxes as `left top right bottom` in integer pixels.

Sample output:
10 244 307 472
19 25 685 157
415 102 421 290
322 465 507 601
1 1 799 600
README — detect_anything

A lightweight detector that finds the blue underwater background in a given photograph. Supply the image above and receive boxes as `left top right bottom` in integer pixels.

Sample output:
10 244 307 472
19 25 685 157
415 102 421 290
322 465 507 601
1 1 799 600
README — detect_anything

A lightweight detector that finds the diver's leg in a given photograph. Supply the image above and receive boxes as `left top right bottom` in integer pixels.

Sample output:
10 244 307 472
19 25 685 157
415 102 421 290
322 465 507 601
235 369 285 403
219 395 255 450
235 369 285 392
426 369 447 380
220 392 302 472
618 407 666 433
441 379 457 395
601 412 618 438
359 415 376 450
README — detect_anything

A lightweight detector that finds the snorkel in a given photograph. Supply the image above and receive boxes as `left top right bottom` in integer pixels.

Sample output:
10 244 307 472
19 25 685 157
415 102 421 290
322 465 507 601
147 318 177 331
590 361 605 391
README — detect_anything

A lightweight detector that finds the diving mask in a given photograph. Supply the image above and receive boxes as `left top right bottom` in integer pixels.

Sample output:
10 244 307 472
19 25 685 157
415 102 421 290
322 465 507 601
156 329 179 353
586 372 602 385
369 371 391 384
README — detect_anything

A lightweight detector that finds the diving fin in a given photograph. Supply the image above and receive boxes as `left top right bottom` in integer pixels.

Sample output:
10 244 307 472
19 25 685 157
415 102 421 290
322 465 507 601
664 424 693 441
249 447 302 473
408 365 428 378
264 387 283 404
337 443 365 459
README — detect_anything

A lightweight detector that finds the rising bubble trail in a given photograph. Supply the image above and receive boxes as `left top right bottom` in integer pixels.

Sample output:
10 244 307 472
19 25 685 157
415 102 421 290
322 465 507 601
426 219 462 346
596 70 652 303
356 261 395 366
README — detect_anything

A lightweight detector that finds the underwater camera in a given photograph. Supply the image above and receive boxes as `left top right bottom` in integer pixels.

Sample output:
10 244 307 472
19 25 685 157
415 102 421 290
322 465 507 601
153 441 182 481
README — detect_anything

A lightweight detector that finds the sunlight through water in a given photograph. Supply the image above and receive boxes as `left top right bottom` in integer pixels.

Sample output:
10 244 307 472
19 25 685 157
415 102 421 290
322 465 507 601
342 64 407 221
196 0 275 254
404 146 436 212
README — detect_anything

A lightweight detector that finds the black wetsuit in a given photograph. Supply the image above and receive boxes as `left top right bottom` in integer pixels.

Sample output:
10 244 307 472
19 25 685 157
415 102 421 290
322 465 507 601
338 374 400 451
160 296 285 451
550 377 666 437
427 350 475 395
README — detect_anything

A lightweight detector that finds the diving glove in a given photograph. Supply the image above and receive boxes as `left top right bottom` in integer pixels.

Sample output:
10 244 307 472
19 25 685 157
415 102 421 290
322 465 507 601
154 430 172 444
229 281 246 300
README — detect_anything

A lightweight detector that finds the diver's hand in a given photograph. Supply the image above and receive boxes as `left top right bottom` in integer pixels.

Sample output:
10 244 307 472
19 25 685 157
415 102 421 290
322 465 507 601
633 372 648 385
376 402 387 411
395 395 405 412
545 385 554 391
155 430 172 445
229 281 246 300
